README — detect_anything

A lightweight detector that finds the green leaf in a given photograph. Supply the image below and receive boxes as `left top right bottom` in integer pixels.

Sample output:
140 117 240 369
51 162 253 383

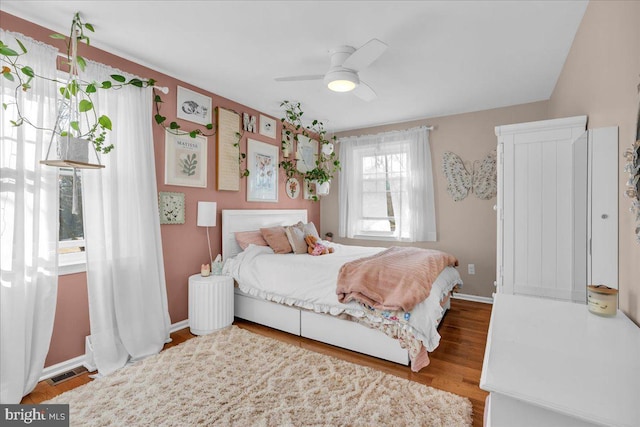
154 94 162 103
78 99 93 113
86 83 96 93
50 33 67 40
2 103 6 110
205 123 213 130
129 78 143 87
84 23 95 32
0 46 19 56
101 80 112 89
189 131 197 138
169 122 180 130
15 39 27 54
76 56 86 71
154 114 166 125
110 74 126 83
60 131 68 136
2 72 14 82
70 121 80 131
98 115 112 130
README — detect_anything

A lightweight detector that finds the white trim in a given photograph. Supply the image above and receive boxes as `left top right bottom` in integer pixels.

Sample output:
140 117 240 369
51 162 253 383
452 292 494 304
38 319 192 382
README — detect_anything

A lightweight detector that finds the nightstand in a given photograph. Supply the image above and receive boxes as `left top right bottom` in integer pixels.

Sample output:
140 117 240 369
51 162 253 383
188 274 234 335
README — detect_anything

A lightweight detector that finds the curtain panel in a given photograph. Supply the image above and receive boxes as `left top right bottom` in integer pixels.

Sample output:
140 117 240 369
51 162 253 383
338 126 436 242
0 30 59 403
81 60 170 376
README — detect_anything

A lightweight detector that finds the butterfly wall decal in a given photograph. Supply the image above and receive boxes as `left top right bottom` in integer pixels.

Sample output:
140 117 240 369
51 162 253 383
442 151 497 201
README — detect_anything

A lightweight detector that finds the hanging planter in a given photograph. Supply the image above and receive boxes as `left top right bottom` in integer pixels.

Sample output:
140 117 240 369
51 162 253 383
316 180 331 196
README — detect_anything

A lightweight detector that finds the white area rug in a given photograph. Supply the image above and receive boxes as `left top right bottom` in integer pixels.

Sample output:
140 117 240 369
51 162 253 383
46 326 472 426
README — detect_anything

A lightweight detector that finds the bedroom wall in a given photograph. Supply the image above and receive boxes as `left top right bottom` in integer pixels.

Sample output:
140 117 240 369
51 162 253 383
1 12 322 367
322 101 549 299
547 0 640 325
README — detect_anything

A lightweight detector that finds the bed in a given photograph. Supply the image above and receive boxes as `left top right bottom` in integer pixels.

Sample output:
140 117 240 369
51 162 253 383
222 209 462 370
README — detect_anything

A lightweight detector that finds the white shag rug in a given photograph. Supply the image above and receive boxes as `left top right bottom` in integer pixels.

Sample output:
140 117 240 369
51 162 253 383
46 326 472 426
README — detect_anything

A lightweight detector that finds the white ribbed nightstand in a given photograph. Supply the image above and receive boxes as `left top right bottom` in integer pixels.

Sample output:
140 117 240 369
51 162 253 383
188 274 234 335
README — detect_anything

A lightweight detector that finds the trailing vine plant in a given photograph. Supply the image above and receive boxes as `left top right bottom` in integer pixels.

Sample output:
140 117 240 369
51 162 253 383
279 100 340 197
1 12 157 155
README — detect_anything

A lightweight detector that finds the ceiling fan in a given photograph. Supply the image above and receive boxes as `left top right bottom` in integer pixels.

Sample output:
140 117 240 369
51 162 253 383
275 38 388 101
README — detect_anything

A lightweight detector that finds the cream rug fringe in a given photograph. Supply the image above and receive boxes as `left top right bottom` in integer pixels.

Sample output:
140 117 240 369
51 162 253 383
46 326 472 426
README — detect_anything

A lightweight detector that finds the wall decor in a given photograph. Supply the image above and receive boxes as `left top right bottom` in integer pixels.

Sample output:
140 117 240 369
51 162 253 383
164 130 207 188
158 192 185 224
177 86 212 126
296 134 318 173
286 177 300 199
281 128 294 158
217 108 241 191
442 151 497 201
247 139 278 202
303 178 317 201
625 82 640 243
243 113 256 133
259 114 277 139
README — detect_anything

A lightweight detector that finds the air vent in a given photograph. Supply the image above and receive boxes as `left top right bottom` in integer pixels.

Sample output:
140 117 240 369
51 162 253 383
46 366 88 386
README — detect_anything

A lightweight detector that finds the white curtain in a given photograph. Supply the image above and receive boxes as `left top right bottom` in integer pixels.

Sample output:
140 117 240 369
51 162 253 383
338 126 437 242
81 60 170 376
0 31 59 403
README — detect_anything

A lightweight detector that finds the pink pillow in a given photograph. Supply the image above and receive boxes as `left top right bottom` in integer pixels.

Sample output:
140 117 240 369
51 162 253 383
260 226 292 254
235 230 268 250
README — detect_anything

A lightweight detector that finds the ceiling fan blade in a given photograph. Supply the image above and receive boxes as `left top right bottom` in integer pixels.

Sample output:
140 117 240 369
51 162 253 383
275 75 324 82
342 38 388 71
353 81 377 102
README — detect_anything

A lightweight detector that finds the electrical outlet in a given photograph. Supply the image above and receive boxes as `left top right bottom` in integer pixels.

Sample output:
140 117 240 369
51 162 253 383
468 264 475 275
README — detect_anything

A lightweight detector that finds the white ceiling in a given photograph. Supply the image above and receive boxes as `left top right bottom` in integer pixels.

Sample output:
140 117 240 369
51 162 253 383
1 1 588 133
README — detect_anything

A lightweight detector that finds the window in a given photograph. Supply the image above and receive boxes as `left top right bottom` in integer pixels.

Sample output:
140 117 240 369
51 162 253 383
58 168 86 274
339 126 437 242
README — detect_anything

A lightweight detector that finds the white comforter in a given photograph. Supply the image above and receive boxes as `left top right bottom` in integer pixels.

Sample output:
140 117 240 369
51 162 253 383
224 242 462 351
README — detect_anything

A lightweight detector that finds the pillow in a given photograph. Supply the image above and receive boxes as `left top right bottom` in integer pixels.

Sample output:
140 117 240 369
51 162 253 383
285 224 308 254
260 226 292 254
235 230 268 250
299 221 320 240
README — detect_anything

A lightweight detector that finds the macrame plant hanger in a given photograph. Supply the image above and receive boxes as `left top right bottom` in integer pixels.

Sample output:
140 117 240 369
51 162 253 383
40 24 104 213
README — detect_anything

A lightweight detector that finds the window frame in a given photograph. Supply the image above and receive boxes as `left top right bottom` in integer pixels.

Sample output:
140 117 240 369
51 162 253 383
57 168 86 275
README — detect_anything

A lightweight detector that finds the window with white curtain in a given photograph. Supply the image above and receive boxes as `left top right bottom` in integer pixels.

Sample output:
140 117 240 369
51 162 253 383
58 167 86 273
338 126 437 242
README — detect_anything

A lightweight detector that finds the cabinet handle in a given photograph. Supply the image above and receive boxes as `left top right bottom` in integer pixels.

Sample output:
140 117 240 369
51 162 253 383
601 214 608 219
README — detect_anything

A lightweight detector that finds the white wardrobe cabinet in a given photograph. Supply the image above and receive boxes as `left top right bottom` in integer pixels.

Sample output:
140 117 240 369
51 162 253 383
495 116 618 302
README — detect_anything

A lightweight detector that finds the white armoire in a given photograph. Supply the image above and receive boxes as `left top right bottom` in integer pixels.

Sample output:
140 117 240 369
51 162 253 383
495 116 618 302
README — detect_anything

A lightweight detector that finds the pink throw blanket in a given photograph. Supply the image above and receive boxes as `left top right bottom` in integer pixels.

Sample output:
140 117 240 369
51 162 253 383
336 247 458 312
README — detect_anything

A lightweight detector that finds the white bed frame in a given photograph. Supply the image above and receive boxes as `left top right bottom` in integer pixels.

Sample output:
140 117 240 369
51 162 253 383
222 209 411 365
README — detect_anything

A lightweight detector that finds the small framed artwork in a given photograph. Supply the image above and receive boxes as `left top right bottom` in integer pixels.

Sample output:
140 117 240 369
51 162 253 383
286 177 300 199
158 192 185 224
164 130 208 188
259 114 277 139
296 134 318 173
303 179 317 200
176 86 212 126
281 129 294 158
247 138 278 202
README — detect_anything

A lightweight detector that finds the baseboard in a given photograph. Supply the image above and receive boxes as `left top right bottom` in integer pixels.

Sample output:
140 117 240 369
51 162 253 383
452 292 494 304
39 319 191 382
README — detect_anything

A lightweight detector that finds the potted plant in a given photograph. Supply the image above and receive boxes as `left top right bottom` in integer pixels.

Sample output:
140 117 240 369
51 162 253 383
279 100 341 198
1 13 157 167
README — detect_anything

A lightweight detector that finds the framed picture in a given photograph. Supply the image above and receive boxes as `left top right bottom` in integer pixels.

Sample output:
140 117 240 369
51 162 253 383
286 177 300 199
281 129 294 158
259 114 277 139
303 179 317 200
247 138 278 202
164 130 208 188
296 134 318 173
158 192 185 224
176 86 212 126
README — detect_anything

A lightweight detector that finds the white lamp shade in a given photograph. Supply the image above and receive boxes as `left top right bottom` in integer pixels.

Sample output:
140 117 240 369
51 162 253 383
197 201 217 227
324 69 359 92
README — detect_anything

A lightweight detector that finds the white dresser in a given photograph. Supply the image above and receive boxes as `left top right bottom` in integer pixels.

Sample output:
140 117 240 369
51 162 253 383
480 293 640 427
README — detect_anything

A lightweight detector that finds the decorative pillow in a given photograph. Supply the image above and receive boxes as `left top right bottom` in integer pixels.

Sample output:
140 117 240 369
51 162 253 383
300 221 320 240
285 224 308 254
235 230 268 250
260 226 292 254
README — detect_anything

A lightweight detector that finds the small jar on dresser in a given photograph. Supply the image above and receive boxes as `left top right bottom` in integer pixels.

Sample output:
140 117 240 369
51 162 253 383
188 273 234 335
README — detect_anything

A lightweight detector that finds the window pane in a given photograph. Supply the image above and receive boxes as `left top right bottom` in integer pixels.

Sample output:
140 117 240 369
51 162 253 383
58 170 84 244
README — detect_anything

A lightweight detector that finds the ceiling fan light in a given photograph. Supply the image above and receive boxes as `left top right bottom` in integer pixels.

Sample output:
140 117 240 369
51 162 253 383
324 70 359 92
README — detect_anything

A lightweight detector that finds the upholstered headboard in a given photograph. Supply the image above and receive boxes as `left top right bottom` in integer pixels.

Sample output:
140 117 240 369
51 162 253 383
221 209 308 260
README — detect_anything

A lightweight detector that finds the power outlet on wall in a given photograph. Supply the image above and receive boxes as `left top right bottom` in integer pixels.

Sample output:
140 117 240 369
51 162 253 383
468 264 475 275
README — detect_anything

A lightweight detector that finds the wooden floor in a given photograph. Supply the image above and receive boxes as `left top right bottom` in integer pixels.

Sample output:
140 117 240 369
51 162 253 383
23 298 492 427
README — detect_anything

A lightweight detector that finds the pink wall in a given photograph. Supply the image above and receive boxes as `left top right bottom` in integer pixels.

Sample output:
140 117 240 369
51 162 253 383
1 12 321 366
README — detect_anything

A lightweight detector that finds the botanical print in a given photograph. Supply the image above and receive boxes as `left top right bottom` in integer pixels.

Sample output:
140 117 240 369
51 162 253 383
286 177 299 199
255 153 274 191
247 139 278 202
165 130 207 188
158 192 185 224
